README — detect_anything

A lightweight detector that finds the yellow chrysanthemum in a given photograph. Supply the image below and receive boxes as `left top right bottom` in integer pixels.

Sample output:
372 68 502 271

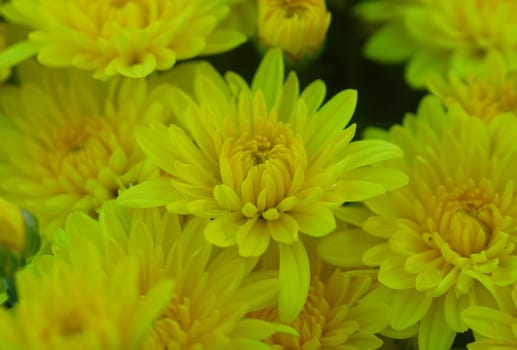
429 51 517 122
0 61 176 235
118 48 406 322
1 0 246 79
356 0 517 88
257 0 331 63
0 237 172 350
319 96 517 350
55 202 294 350
251 263 391 350
462 284 517 349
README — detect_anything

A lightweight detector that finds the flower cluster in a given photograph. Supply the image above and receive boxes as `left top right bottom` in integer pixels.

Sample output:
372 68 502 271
1 1 517 350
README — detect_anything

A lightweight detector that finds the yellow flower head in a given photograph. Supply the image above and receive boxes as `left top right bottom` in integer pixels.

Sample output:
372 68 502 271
1 0 246 79
56 202 293 350
251 264 391 350
357 0 517 88
257 0 331 63
0 61 175 235
0 237 172 350
119 48 406 322
462 284 517 349
319 97 517 350
429 51 517 122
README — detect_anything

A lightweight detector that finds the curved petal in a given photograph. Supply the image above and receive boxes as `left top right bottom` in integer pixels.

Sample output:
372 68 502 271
289 204 336 237
204 213 243 247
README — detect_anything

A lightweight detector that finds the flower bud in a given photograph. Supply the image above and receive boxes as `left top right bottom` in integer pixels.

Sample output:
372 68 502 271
257 0 331 63
0 199 40 279
0 198 25 256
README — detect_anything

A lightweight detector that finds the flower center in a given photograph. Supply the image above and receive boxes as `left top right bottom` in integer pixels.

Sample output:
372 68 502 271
462 81 517 121
247 135 277 165
58 312 86 337
144 294 229 350
48 118 117 180
251 276 329 347
440 200 492 256
250 274 359 348
268 0 325 18
426 179 500 256
222 120 306 213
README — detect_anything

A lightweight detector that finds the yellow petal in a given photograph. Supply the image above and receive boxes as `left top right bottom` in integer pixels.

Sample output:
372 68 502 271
318 230 383 267
391 289 433 330
204 213 242 247
289 205 335 237
117 178 180 208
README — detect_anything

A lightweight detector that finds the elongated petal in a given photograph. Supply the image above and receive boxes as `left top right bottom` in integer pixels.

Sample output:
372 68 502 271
318 230 383 267
278 241 310 322
306 89 357 154
117 178 180 208
251 48 284 109
391 289 433 330
418 298 456 350
462 306 516 339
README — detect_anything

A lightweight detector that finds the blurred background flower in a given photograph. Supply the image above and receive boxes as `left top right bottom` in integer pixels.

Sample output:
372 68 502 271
1 0 247 78
0 61 179 236
356 0 517 88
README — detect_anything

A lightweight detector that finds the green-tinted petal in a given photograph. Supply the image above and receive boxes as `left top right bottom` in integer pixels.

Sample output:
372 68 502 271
342 139 403 170
214 184 241 211
252 48 284 109
290 205 336 237
300 79 326 115
117 178 180 208
462 306 516 339
236 219 271 257
364 24 415 63
231 319 297 340
202 30 247 55
318 230 383 267
278 241 310 323
204 213 243 247
418 298 456 350
306 89 357 155
391 289 433 330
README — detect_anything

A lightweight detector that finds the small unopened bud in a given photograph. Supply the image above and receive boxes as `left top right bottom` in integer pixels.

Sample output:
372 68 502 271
0 198 25 256
257 0 331 63
0 198 40 278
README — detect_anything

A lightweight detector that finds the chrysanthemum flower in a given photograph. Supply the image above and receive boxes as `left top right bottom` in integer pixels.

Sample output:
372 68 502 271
356 0 517 88
55 202 294 349
251 262 391 350
318 96 517 350
118 48 406 321
1 0 246 79
429 51 517 122
0 61 175 235
257 0 331 63
0 237 172 350
462 284 517 349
